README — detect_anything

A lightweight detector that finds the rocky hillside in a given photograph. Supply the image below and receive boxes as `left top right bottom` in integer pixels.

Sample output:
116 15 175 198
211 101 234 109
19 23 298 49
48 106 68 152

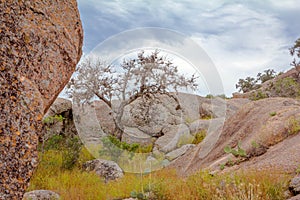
171 97 300 176
44 93 249 170
0 1 82 199
233 66 300 99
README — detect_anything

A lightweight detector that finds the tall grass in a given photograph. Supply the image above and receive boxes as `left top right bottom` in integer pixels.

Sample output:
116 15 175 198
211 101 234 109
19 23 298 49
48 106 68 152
28 148 291 200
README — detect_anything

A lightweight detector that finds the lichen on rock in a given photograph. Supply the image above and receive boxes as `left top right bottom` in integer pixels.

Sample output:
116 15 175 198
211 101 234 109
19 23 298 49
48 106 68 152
0 0 83 199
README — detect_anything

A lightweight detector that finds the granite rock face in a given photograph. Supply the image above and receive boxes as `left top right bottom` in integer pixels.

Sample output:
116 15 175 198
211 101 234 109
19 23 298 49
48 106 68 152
0 0 83 199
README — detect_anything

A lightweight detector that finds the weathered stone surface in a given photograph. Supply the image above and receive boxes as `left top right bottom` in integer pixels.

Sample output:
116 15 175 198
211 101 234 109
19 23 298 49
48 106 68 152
122 126 153 145
288 194 300 200
43 98 76 139
188 119 213 135
82 159 124 182
0 0 82 198
290 175 300 195
44 98 72 118
176 93 204 122
155 124 192 153
23 190 60 200
165 144 195 161
121 94 182 137
94 100 116 135
172 97 300 175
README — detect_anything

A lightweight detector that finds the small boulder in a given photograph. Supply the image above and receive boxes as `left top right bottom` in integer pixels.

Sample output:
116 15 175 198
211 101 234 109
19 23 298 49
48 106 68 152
82 159 123 182
23 190 60 200
290 175 300 195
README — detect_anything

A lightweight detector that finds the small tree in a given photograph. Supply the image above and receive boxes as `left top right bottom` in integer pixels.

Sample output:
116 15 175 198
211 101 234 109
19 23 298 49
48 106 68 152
257 69 277 83
235 76 257 93
290 38 300 67
66 50 198 139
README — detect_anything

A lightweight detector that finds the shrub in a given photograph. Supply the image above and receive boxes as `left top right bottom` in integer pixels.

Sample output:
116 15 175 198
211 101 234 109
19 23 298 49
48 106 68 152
224 142 247 158
99 135 153 162
62 136 82 170
249 90 268 100
286 116 300 135
251 140 259 148
269 112 277 117
42 114 65 124
192 130 206 144
273 77 300 98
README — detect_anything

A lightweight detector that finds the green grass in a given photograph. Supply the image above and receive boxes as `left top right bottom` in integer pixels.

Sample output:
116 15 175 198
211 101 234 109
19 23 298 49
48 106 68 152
28 147 291 200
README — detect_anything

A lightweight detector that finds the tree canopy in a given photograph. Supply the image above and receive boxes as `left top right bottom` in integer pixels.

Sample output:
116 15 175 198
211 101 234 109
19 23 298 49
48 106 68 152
290 38 300 67
67 50 198 138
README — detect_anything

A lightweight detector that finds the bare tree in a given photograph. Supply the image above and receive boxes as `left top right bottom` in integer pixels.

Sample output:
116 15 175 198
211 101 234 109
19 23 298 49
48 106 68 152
66 50 198 139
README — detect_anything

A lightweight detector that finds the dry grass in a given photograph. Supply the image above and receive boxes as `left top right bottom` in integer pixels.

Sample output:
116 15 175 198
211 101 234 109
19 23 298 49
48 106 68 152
28 148 291 200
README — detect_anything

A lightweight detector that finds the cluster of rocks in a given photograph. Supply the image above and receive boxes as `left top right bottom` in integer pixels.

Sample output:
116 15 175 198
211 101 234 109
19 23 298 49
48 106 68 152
45 93 249 164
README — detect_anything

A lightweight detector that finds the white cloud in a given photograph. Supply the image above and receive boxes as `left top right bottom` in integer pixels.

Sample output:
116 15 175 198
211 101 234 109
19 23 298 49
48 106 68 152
77 0 299 96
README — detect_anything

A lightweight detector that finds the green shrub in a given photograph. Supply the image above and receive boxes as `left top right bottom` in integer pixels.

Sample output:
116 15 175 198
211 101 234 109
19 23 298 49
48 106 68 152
40 134 83 170
273 77 300 97
249 90 268 100
205 94 214 98
42 114 65 124
192 130 206 144
224 142 247 158
251 140 259 148
41 134 64 151
269 112 277 117
219 164 225 170
99 135 153 162
287 116 300 135
62 136 82 170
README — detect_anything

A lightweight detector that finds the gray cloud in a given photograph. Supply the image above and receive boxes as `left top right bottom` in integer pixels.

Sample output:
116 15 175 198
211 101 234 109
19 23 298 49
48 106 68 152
77 0 300 95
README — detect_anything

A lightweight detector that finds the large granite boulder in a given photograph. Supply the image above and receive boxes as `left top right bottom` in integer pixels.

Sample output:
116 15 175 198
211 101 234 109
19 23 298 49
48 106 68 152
120 93 183 137
0 1 82 199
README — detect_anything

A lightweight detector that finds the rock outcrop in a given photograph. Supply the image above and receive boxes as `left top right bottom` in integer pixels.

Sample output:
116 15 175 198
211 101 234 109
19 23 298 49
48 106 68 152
233 67 300 99
69 93 247 165
43 98 76 140
172 97 300 175
82 159 124 182
0 1 82 199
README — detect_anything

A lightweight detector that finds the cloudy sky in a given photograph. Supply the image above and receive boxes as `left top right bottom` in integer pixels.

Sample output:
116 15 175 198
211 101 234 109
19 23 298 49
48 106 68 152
77 0 300 96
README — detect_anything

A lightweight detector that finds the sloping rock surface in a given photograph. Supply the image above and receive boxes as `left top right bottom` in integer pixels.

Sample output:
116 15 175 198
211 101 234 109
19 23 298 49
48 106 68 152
171 98 300 175
0 1 82 199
